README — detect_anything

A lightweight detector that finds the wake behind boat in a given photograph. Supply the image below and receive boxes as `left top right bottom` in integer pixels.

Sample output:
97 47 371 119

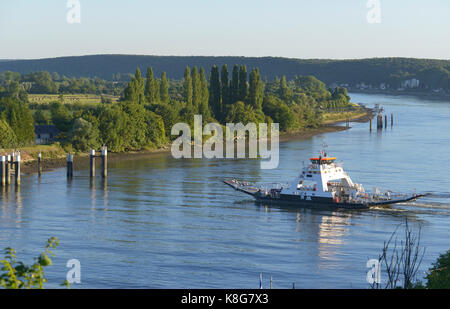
224 152 427 209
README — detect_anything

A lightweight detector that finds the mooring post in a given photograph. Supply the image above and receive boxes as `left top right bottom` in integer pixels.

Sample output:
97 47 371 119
90 149 95 178
15 153 20 186
6 155 10 185
101 147 107 178
384 115 387 129
391 113 394 127
10 152 15 169
67 154 73 179
0 156 5 187
377 114 383 130
38 152 42 176
370 118 372 132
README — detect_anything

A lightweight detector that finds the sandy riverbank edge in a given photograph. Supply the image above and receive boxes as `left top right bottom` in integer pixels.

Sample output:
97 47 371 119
19 108 373 175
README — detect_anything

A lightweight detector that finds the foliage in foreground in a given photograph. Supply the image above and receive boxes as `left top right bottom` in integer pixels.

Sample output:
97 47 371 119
371 219 450 289
0 237 70 289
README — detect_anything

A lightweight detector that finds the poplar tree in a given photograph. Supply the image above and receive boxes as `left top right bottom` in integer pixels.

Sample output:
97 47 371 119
145 67 158 104
209 65 221 121
199 67 211 120
220 64 230 106
124 68 145 104
191 66 201 112
248 68 264 111
230 64 239 104
183 66 193 107
159 72 170 104
238 65 248 102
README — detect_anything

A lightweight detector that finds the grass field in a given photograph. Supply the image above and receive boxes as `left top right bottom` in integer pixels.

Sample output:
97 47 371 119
28 94 119 105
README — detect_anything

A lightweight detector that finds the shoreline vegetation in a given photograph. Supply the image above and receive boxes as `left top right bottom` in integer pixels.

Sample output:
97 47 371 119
1 64 373 176
12 106 373 176
349 88 450 102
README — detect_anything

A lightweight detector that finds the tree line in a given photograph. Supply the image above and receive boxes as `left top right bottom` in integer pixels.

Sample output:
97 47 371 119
0 65 351 151
1 55 449 91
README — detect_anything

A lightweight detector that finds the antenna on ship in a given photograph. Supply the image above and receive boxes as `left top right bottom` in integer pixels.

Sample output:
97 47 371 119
322 141 328 157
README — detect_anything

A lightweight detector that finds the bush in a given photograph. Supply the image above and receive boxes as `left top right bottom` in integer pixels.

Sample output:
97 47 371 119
425 250 450 289
0 237 69 289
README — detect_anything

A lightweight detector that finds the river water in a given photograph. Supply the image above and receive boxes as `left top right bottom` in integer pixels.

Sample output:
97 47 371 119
1 93 449 289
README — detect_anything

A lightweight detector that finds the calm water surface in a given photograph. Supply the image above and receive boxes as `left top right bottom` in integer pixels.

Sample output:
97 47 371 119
1 93 450 288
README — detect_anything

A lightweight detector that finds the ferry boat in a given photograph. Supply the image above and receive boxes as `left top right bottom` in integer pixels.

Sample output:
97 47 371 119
224 152 427 209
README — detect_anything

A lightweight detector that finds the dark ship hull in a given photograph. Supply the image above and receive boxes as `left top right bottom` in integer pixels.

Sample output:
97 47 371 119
224 180 425 209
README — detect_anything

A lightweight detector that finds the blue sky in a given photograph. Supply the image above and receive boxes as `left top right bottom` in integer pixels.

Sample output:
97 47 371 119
0 0 449 59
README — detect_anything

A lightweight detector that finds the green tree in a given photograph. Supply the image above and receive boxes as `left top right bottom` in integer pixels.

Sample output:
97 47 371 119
238 65 248 102
0 119 17 148
50 101 72 132
183 66 193 107
221 64 230 106
425 250 450 289
123 68 145 104
230 64 240 104
199 67 211 120
248 68 264 111
279 75 293 102
159 72 170 104
68 117 101 152
262 95 296 131
33 109 51 125
145 67 159 104
225 101 257 124
1 98 35 145
209 65 221 121
191 67 202 112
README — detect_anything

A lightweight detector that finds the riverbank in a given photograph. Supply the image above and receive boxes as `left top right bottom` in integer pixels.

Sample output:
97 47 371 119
349 88 450 102
11 107 373 175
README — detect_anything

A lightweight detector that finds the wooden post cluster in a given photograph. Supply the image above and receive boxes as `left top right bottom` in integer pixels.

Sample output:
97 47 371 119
372 112 394 132
89 147 108 179
1 152 21 187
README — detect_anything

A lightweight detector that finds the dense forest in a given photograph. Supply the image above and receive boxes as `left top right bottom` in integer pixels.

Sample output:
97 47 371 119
0 64 353 152
0 55 449 91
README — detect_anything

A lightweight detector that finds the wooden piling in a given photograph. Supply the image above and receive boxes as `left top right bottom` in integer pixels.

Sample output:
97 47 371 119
0 156 5 187
377 114 383 130
370 118 372 132
38 152 42 176
384 115 387 128
15 153 20 186
6 155 10 185
90 149 95 178
10 152 15 169
101 147 107 178
67 154 73 178
391 113 394 127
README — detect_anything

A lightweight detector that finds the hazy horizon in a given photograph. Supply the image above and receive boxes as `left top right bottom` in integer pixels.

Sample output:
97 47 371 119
1 53 450 62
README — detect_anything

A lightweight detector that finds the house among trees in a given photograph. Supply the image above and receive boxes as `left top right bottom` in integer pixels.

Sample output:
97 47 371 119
35 125 60 144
